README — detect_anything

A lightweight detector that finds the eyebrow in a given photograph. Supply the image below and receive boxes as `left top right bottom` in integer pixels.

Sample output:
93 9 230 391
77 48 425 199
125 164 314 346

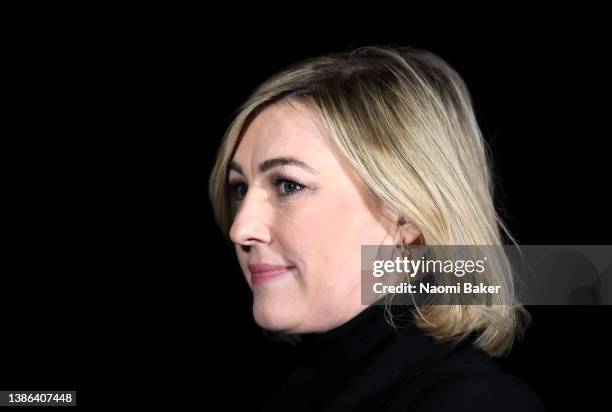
229 156 319 176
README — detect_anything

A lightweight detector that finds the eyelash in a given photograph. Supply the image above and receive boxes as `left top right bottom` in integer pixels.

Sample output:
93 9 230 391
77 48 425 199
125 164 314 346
229 178 305 201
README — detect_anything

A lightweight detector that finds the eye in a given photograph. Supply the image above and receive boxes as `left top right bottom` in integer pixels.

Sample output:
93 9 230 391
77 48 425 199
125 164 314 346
229 182 247 201
276 179 304 196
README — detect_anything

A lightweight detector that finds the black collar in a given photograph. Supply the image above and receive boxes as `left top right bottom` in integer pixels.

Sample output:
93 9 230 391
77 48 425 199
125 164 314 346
298 303 401 370
266 303 468 411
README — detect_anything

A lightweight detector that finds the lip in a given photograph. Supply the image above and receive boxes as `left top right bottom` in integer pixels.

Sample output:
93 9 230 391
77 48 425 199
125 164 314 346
248 263 294 285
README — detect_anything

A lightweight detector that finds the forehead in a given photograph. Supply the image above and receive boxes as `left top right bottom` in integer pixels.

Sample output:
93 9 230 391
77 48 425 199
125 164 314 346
233 100 330 162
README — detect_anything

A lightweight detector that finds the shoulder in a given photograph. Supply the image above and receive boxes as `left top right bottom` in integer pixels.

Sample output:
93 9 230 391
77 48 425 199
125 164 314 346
387 344 545 412
410 369 545 411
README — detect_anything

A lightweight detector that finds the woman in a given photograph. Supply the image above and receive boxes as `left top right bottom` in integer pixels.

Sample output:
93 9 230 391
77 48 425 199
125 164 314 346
208 45 545 411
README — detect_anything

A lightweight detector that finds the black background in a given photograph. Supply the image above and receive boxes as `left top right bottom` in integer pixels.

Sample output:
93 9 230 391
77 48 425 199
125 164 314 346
2 7 610 410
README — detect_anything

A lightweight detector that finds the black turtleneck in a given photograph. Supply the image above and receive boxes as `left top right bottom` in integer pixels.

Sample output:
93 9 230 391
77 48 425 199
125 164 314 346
263 304 545 412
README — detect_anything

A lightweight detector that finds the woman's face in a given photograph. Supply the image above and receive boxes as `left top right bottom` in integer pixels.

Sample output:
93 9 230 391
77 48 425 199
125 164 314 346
228 100 415 334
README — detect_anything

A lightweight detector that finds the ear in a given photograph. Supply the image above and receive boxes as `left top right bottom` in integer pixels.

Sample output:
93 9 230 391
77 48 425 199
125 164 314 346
378 203 423 245
398 220 422 245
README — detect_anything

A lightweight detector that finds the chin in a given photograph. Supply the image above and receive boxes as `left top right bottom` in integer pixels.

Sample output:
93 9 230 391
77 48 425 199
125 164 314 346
252 297 302 333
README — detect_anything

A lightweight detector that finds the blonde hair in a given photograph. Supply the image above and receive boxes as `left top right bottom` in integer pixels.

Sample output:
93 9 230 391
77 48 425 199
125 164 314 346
208 45 530 357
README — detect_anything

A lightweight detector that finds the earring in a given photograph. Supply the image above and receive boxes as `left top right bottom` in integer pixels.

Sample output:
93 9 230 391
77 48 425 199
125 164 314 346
396 216 408 257
398 237 410 261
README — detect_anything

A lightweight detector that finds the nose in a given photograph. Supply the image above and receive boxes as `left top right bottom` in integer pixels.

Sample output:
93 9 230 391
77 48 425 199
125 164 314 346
229 188 272 247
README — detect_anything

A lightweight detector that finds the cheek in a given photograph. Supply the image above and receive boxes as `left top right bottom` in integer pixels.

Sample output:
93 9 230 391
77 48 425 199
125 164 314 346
285 196 367 280
286 195 356 249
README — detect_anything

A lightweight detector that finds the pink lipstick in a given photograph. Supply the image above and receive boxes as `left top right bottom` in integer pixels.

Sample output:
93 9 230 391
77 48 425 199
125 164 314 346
248 263 293 285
